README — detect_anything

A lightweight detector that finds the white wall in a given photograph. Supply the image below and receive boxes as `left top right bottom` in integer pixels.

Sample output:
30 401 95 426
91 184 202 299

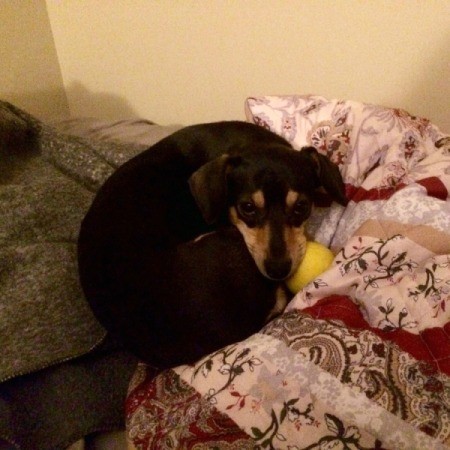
46 1 449 131
0 0 69 120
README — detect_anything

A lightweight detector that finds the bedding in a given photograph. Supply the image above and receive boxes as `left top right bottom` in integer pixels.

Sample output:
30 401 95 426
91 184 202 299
125 96 450 449
0 101 179 450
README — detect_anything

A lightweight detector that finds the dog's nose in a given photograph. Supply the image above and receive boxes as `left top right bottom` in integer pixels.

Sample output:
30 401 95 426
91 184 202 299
264 258 292 280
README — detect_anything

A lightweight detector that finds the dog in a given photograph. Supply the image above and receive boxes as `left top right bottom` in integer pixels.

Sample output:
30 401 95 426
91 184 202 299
77 121 347 369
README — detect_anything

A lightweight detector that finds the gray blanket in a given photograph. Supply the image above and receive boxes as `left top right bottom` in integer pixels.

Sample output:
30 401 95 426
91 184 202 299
0 337 139 450
0 101 155 448
0 101 149 382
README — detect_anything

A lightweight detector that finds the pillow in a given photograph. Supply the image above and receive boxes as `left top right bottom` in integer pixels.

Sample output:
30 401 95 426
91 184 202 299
245 95 443 172
51 117 182 147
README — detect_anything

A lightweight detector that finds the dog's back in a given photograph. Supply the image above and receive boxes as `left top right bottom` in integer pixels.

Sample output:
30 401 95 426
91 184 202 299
78 121 347 368
78 122 289 368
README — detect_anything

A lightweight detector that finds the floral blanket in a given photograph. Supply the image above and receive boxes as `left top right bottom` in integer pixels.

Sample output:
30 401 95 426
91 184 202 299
125 96 450 449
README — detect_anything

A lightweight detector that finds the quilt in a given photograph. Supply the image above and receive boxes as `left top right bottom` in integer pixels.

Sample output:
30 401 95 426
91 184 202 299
125 96 450 449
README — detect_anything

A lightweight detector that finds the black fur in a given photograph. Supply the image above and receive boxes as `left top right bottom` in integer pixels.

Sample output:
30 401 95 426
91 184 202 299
78 121 347 368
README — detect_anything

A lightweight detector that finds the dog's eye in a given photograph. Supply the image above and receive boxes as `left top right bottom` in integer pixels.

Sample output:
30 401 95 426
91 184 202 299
238 201 257 217
292 200 309 217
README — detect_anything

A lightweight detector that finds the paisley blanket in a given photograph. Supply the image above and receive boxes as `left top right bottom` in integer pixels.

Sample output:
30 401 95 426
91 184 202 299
125 96 450 449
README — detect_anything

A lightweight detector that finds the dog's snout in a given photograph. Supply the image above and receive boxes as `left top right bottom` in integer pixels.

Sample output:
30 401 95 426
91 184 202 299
264 258 292 280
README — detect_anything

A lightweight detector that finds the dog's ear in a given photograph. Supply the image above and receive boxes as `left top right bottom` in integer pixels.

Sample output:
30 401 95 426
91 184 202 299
300 146 348 206
189 154 241 224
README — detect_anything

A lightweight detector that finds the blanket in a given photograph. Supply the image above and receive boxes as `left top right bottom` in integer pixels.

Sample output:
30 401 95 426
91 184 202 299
125 96 450 449
0 101 176 449
0 336 137 450
1 100 133 382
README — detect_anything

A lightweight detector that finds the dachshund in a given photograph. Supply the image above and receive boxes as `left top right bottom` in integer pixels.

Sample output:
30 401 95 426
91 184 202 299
77 121 347 369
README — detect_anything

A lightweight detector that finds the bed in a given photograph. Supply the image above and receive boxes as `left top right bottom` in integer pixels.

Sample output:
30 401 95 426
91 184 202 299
1 95 449 449
124 95 450 449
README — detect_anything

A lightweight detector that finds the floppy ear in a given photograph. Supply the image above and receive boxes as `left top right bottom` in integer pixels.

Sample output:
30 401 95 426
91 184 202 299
188 154 240 224
300 146 348 206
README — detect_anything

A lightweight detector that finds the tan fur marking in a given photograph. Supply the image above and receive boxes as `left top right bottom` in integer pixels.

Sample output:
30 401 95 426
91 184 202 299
285 190 299 208
284 224 307 276
229 207 271 276
252 190 265 209
265 286 289 322
230 206 307 279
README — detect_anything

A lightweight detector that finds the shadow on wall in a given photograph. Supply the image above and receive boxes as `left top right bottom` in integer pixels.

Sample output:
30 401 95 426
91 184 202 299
0 99 41 184
65 82 140 120
1 88 70 122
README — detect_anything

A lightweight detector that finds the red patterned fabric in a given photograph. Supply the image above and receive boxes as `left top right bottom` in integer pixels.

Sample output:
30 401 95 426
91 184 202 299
126 366 254 449
126 96 450 449
304 295 450 375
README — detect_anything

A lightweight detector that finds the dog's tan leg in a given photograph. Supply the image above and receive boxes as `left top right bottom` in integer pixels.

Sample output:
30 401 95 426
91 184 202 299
265 286 290 322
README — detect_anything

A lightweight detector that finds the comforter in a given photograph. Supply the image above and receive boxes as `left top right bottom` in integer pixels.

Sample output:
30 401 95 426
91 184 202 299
126 96 450 449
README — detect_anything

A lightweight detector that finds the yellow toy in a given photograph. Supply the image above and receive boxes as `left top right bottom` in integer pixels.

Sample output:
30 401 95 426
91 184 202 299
286 241 334 293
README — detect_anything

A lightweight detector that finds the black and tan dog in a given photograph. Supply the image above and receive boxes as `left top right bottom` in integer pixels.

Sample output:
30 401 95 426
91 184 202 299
78 121 347 369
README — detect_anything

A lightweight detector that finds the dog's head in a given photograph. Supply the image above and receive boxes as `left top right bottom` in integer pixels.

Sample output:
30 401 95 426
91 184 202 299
189 144 347 280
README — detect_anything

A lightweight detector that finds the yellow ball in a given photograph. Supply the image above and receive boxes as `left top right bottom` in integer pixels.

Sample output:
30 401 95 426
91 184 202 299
286 241 334 293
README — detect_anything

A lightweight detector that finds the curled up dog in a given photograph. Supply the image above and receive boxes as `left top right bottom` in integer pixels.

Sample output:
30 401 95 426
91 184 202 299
78 121 347 369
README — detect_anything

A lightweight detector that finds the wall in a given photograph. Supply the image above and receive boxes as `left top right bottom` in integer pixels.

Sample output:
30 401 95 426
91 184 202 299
46 1 449 131
0 0 69 121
